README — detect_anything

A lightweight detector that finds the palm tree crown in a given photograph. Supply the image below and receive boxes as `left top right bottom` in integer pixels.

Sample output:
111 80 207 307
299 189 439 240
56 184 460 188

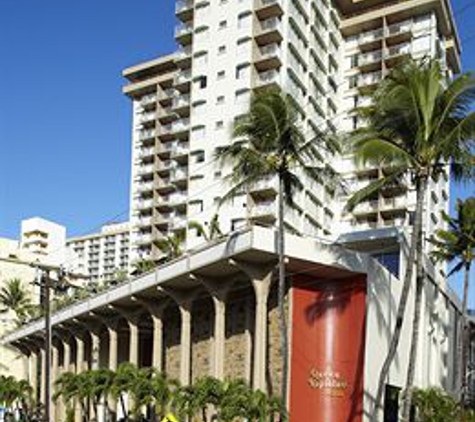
346 58 475 421
0 278 34 325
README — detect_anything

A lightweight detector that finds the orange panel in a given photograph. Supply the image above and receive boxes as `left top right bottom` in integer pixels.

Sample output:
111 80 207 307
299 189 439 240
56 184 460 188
289 275 367 422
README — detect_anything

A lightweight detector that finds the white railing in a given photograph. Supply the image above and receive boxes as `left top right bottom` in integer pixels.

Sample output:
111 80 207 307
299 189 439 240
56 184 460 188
175 23 193 38
175 70 192 85
140 94 157 106
359 50 383 66
137 165 154 175
137 199 154 209
386 20 412 37
168 193 187 205
138 147 155 158
253 202 276 216
172 94 191 109
137 182 154 192
358 28 384 45
260 17 280 32
172 118 190 132
139 112 156 123
358 71 382 87
386 43 411 58
257 69 280 85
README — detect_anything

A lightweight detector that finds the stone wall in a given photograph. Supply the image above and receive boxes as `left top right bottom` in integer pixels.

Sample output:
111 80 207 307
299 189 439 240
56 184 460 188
191 297 213 381
163 305 181 380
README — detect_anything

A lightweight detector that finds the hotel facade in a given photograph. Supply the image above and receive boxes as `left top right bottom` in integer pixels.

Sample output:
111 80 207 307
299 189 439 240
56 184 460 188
1 1 472 422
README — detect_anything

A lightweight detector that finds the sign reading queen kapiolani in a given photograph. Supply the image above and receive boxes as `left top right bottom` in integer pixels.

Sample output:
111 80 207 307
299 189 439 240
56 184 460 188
308 368 349 397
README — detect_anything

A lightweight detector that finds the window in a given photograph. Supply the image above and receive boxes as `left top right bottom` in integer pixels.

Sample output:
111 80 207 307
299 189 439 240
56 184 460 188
236 64 250 80
214 171 222 179
216 96 225 105
216 121 224 129
195 76 207 89
217 70 226 80
349 75 358 89
235 89 250 104
219 20 227 29
237 12 252 29
195 151 205 163
218 45 226 55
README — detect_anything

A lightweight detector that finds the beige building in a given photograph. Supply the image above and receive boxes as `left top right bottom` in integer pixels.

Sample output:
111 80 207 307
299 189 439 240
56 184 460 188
0 238 41 379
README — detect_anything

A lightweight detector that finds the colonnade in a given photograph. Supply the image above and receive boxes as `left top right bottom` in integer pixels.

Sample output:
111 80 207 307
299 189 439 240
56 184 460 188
19 262 278 422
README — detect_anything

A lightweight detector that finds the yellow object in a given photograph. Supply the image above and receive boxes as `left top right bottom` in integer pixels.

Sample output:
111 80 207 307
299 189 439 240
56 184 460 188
161 413 179 422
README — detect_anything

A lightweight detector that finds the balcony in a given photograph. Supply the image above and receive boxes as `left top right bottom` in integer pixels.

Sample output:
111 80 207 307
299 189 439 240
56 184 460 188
253 43 281 71
254 17 282 46
358 28 384 47
250 175 278 198
175 23 193 45
175 47 192 68
254 0 283 20
137 147 155 159
136 234 153 245
254 69 280 90
139 111 156 125
155 177 174 193
251 201 276 222
138 129 157 141
385 20 412 44
136 164 154 176
385 43 411 66
140 94 157 108
171 143 189 160
357 50 383 71
171 94 191 114
176 0 194 22
171 118 190 137
136 181 154 193
136 216 153 227
158 88 175 105
168 192 187 206
136 199 154 210
358 71 382 89
170 167 189 183
352 200 379 216
174 70 192 90
169 216 187 231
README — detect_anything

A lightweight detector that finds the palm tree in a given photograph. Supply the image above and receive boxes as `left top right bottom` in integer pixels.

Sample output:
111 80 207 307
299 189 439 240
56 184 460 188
89 369 115 420
345 59 475 420
430 197 475 403
0 376 33 421
156 230 186 263
55 372 81 419
0 278 34 325
110 363 139 421
188 215 223 242
148 370 179 421
216 88 340 404
131 260 156 276
190 376 223 422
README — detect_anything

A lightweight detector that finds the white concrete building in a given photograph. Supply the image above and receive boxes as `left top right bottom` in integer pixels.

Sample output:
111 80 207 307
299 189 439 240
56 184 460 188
123 0 460 268
66 222 131 282
21 217 67 266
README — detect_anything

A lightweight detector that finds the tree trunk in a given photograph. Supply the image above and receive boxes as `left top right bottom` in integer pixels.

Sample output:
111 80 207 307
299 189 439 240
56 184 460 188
372 176 427 422
119 395 128 422
460 261 471 406
277 176 289 415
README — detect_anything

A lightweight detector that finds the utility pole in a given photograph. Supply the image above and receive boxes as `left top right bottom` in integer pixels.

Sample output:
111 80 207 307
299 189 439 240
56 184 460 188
32 263 87 422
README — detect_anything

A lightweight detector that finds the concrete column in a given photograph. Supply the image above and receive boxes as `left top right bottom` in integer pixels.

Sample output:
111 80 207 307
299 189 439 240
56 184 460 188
212 297 226 380
229 259 274 392
63 340 71 373
40 349 46 406
151 314 164 371
251 273 271 391
91 331 100 370
128 319 139 366
75 336 85 422
108 326 118 371
29 352 38 403
52 346 59 421
179 302 192 386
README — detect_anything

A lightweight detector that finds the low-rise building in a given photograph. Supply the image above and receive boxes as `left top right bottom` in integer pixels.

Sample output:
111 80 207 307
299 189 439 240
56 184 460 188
1 227 467 422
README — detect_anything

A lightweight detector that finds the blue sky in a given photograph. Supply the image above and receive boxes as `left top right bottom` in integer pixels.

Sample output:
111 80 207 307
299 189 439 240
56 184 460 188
0 1 473 304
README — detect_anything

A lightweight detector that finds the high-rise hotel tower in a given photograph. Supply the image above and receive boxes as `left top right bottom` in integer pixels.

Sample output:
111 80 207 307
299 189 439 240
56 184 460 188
123 0 460 266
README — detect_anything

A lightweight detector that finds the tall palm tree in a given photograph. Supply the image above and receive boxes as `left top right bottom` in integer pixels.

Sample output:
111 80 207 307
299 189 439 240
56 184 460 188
216 88 340 404
345 59 475 420
0 278 34 325
430 197 475 404
156 230 186 263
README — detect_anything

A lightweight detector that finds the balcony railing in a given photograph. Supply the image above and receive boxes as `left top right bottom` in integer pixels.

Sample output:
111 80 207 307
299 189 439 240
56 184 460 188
140 94 157 106
138 129 157 140
358 71 382 87
256 69 280 86
176 0 193 14
137 165 154 175
175 23 193 38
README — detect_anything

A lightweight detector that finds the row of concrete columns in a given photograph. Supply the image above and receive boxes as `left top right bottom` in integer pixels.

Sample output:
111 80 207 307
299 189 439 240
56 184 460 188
24 263 275 421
